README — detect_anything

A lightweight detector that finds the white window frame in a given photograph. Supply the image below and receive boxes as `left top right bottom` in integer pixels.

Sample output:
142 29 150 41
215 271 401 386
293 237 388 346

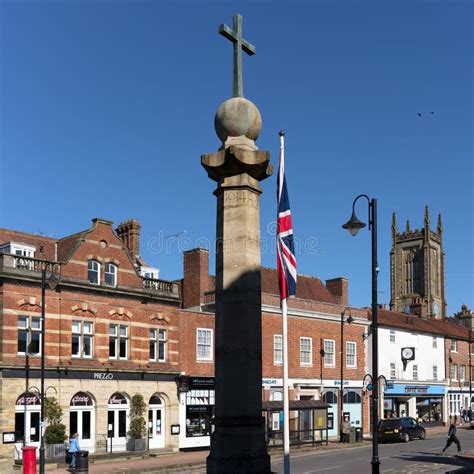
17 316 42 356
274 335 283 365
71 320 93 359
88 260 100 285
451 339 458 352
104 263 117 287
109 324 128 360
460 365 466 381
196 328 213 361
390 363 396 380
433 365 438 381
451 364 458 381
389 330 396 343
324 339 335 367
150 328 167 362
412 364 418 380
346 341 357 368
300 337 312 366
432 336 437 348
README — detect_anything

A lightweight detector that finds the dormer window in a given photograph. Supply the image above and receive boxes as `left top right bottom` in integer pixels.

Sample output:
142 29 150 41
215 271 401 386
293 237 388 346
105 263 117 287
140 266 159 279
88 260 100 284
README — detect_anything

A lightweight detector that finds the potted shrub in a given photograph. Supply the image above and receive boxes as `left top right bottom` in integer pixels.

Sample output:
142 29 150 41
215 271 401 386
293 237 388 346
127 394 146 451
44 396 67 458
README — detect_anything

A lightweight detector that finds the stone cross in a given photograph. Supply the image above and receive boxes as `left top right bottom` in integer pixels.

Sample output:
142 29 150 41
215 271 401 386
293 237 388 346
219 13 255 98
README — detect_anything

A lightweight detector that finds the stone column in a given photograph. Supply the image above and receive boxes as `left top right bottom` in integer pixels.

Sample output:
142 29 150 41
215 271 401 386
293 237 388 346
202 97 272 473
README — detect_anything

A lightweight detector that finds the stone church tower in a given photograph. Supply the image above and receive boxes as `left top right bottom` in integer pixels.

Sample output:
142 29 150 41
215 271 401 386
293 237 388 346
390 205 446 318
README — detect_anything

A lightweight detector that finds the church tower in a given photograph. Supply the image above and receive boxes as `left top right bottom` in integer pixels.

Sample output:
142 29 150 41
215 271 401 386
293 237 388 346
390 206 446 318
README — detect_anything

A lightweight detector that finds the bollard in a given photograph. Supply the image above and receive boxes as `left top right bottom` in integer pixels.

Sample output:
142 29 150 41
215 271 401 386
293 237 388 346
22 446 37 474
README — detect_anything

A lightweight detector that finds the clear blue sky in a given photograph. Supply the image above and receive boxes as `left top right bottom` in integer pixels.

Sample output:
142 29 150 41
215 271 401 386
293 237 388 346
1 1 472 314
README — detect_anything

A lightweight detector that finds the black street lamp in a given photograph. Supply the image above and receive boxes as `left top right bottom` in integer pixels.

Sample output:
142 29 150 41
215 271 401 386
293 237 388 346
340 308 354 441
342 194 379 474
39 264 59 474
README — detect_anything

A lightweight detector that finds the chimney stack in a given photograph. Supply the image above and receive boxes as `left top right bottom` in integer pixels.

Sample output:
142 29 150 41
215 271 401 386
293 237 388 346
325 277 348 306
183 248 209 309
116 219 141 260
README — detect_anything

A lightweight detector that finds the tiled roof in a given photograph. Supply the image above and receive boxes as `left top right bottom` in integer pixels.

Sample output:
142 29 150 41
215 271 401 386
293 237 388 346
261 267 338 304
373 309 470 339
0 229 57 260
57 230 87 263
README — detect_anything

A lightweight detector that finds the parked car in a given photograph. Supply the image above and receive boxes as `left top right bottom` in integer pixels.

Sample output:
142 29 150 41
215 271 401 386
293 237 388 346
378 417 426 443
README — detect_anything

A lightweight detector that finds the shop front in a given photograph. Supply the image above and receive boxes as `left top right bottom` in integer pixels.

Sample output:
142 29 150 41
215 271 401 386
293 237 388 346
383 384 446 425
178 376 215 449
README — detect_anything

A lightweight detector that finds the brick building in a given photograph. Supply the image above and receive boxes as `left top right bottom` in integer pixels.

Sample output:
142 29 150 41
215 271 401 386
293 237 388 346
179 249 371 445
0 218 182 467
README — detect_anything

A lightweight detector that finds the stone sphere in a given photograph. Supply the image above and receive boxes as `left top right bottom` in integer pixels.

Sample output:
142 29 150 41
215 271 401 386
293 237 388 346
214 97 262 142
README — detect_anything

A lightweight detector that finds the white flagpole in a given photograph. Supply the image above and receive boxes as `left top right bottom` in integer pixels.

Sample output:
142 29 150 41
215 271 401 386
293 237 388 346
282 297 290 474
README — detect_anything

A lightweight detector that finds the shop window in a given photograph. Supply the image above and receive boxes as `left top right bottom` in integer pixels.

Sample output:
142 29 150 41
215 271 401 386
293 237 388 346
71 321 93 358
185 389 214 438
150 328 167 362
343 391 361 404
346 341 356 368
324 339 335 367
323 391 338 404
274 335 282 365
109 324 128 360
17 316 41 355
300 337 312 366
88 260 100 284
104 263 117 287
196 328 213 361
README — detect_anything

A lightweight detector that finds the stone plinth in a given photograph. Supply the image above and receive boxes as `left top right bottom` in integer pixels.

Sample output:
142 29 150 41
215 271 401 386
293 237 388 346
202 146 272 473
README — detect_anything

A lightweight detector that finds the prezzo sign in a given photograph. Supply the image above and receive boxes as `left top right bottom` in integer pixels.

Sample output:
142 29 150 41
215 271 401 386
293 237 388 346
93 372 114 380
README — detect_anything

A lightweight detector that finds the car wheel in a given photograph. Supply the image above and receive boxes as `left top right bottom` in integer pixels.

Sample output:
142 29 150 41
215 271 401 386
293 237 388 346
402 433 410 442
419 430 426 440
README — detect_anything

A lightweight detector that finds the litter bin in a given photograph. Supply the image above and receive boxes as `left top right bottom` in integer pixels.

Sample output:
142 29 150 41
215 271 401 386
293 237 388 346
76 450 89 473
349 427 356 444
355 427 363 442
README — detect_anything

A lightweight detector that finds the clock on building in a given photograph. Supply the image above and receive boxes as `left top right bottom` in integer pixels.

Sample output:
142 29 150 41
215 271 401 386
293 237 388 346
401 347 415 370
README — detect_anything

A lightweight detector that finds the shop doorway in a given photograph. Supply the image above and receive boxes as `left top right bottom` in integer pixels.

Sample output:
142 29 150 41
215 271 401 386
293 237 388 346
148 394 165 449
322 391 338 438
107 392 129 452
70 392 95 453
343 391 362 428
14 392 41 446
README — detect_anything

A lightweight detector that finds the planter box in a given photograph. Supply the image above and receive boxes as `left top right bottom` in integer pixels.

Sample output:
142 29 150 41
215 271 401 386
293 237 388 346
126 438 146 451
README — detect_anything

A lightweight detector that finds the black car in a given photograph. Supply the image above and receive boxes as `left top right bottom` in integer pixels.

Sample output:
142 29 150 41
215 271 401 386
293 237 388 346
378 417 426 443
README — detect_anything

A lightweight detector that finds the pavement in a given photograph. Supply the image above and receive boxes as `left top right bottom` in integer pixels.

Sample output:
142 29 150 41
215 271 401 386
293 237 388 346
43 424 473 473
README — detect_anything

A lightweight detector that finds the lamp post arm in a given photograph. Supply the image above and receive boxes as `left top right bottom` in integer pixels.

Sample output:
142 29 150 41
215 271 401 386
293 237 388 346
352 194 371 229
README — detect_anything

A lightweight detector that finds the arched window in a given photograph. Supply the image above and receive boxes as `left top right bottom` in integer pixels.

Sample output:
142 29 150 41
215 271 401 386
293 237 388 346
343 391 362 404
105 263 117 287
71 392 94 407
323 391 338 404
108 392 128 406
149 394 162 405
88 260 100 284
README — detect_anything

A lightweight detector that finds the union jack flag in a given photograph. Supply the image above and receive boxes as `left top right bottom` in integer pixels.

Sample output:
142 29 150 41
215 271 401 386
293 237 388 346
277 131 297 301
